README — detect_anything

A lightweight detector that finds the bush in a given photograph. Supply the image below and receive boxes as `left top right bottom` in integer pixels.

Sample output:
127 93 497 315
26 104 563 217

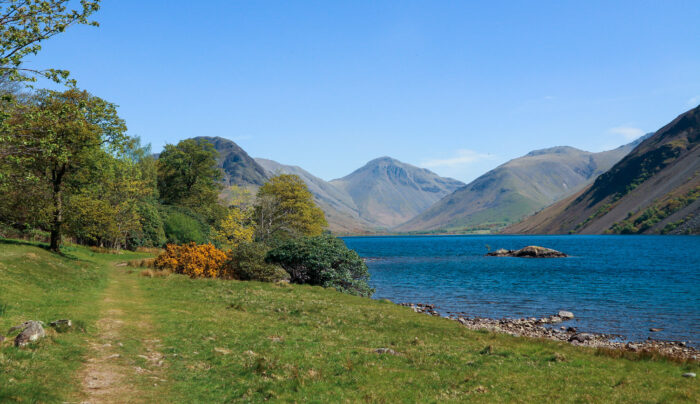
266 235 373 297
224 243 288 282
162 208 208 244
154 242 227 278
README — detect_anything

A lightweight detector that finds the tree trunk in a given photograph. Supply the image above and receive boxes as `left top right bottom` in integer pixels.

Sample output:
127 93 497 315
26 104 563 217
49 165 66 252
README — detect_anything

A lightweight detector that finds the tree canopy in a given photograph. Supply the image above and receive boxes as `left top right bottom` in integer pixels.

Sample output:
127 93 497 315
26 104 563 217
254 174 327 243
0 0 101 84
0 88 128 251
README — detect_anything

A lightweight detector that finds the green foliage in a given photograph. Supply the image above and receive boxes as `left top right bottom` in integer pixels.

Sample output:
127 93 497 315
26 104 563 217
608 186 700 234
157 138 222 220
0 88 129 251
0 0 101 85
224 242 288 282
161 207 209 245
266 234 373 297
128 200 166 248
254 174 327 243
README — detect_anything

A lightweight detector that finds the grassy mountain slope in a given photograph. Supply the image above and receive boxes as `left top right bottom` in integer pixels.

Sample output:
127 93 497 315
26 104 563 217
194 136 269 188
505 105 700 234
397 143 640 233
2 241 697 402
255 158 376 234
330 157 465 228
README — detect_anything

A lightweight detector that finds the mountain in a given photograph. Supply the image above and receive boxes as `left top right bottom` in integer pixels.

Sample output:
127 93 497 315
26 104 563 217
254 158 375 234
329 157 465 228
396 140 645 233
504 105 700 235
193 136 268 188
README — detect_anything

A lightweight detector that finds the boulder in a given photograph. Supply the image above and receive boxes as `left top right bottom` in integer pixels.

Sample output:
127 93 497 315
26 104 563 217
486 246 567 258
568 333 593 343
11 321 46 347
558 311 574 319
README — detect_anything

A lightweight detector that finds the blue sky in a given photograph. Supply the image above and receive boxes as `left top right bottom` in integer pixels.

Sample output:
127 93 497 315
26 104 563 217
30 1 700 183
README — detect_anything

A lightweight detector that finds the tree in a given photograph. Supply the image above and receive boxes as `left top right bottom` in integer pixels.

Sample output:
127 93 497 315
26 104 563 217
212 206 254 250
0 0 101 84
253 174 327 243
157 138 223 222
266 235 373 297
0 88 127 251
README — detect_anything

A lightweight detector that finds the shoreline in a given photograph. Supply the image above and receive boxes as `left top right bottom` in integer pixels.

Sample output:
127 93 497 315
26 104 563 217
399 303 699 361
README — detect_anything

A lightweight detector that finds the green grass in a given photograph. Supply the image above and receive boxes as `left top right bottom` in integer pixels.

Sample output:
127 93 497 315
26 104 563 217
139 274 700 402
0 240 149 403
1 239 699 403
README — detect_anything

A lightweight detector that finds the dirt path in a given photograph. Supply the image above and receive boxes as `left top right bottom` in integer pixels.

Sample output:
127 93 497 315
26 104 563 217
77 265 167 403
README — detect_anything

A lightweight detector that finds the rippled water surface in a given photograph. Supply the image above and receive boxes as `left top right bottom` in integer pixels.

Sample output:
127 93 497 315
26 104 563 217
343 235 700 346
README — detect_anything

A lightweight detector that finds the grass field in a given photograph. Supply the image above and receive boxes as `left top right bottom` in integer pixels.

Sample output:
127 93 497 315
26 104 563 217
1 239 698 403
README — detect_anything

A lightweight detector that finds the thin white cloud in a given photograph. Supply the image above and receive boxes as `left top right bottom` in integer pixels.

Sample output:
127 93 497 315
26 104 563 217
421 149 494 168
608 126 644 141
688 95 700 107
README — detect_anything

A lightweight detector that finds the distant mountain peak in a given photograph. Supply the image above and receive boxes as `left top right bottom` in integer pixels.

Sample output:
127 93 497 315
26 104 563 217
192 136 268 187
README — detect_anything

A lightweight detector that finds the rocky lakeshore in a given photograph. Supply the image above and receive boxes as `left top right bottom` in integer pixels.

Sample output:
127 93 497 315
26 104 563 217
399 303 698 361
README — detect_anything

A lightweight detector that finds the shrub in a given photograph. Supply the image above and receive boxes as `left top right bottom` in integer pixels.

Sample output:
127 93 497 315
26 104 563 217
266 235 373 297
154 242 227 278
162 210 208 244
224 243 289 282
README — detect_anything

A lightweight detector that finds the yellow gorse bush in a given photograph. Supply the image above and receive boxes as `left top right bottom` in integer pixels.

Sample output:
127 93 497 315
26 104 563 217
154 243 227 278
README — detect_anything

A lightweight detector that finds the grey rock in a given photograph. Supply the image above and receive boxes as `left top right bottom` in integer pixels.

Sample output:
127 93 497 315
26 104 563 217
682 372 696 378
374 348 398 355
558 310 574 319
13 321 46 347
568 333 593 343
49 319 72 332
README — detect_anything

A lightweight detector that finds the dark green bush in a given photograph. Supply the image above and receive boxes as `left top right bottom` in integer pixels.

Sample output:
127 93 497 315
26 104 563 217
161 206 209 244
266 235 373 297
225 243 288 282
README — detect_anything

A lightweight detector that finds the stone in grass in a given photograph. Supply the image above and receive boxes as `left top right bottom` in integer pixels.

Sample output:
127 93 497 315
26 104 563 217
682 373 696 378
374 348 399 355
49 319 72 333
10 321 46 347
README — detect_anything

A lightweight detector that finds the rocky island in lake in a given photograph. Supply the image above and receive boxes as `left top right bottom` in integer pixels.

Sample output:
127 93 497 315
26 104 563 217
486 245 568 258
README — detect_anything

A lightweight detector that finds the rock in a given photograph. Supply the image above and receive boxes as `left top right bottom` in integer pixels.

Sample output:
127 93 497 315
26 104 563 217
49 319 72 332
214 347 232 355
486 246 567 258
0 335 5 343
549 316 563 324
682 372 696 378
558 311 574 319
374 348 398 355
568 333 593 343
649 328 663 332
12 321 46 347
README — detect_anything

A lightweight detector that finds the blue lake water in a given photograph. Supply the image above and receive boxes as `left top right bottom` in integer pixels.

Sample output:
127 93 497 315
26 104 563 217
342 235 700 347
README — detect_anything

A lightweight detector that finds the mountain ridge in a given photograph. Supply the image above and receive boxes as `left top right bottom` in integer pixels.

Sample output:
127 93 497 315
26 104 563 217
503 105 700 235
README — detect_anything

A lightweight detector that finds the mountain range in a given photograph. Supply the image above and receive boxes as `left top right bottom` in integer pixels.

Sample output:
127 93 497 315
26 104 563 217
504 105 700 235
396 139 647 233
190 104 697 236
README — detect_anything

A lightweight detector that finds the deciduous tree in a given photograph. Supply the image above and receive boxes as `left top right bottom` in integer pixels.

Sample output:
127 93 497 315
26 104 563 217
253 174 327 242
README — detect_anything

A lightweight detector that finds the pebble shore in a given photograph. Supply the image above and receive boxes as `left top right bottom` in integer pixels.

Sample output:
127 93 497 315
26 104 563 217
399 303 698 361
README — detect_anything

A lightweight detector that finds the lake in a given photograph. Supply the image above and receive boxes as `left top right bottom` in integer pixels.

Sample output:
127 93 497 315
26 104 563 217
343 235 700 347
